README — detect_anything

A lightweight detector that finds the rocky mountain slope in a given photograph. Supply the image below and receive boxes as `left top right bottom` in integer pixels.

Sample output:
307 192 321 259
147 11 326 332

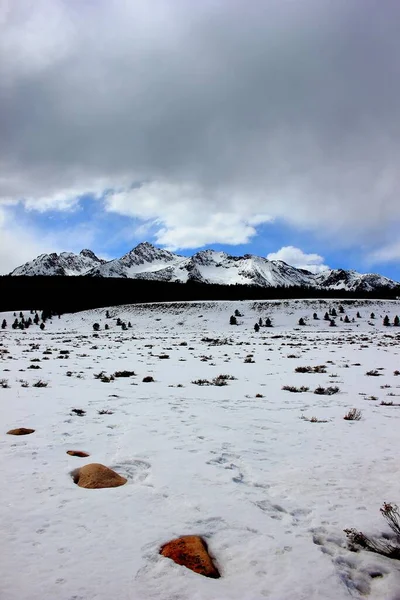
10 249 105 276
9 242 398 291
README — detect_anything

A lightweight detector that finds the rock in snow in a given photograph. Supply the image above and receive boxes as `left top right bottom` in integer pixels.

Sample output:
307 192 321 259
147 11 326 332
7 427 35 435
72 463 127 489
160 535 220 579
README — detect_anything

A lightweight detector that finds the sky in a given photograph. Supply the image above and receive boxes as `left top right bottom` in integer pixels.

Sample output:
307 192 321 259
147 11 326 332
1 0 400 280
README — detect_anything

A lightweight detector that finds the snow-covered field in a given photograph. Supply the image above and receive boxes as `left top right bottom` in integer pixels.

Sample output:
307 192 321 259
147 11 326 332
1 299 400 600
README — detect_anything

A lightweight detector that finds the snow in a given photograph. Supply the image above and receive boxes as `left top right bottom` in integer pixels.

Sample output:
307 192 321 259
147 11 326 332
1 299 400 599
9 243 399 291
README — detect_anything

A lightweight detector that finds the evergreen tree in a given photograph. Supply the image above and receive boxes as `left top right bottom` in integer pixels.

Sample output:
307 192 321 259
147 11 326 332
356 312 361 318
254 323 260 332
259 317 263 327
313 313 318 320
1 319 6 329
344 315 350 323
331 308 337 317
394 315 400 326
383 315 390 326
19 311 24 319
298 317 305 326
34 313 39 325
116 317 122 326
329 319 336 327
339 305 344 314
265 317 272 327
128 322 132 328
324 312 330 321
104 323 109 330
370 312 375 319
234 309 242 317
121 322 127 330
93 323 100 331
230 315 237 326
40 322 45 330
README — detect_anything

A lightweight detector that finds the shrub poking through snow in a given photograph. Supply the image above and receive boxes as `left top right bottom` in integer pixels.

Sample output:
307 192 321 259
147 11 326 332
344 408 362 421
244 355 255 363
71 408 86 416
345 503 400 559
282 385 309 393
192 375 236 386
295 365 327 374
301 415 328 423
143 376 154 383
215 374 237 381
314 386 340 395
365 370 382 376
192 379 210 386
0 379 10 388
114 370 136 377
32 380 48 388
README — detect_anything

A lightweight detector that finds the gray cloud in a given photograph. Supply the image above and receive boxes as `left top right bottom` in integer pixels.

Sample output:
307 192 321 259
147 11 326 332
1 0 400 248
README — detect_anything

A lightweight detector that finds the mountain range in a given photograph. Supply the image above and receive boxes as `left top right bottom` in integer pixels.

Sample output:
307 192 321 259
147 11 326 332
9 242 398 292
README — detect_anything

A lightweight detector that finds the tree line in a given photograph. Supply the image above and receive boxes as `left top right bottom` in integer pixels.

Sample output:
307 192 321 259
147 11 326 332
0 275 399 314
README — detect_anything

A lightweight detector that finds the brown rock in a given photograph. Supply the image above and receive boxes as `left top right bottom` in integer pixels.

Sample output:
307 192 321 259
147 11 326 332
7 428 35 435
160 535 220 578
72 463 127 489
67 450 90 458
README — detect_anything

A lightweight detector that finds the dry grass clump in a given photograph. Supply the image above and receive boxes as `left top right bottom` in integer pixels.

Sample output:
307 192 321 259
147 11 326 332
345 503 400 560
295 365 327 374
0 378 10 388
343 408 362 421
301 415 328 423
314 386 340 395
282 385 309 393
365 370 382 376
71 408 86 416
32 380 48 388
114 370 136 377
192 374 237 386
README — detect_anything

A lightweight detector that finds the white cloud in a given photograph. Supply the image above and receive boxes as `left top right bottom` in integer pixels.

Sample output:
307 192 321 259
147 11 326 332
0 205 105 274
267 246 329 274
105 181 273 249
1 0 400 252
368 241 400 264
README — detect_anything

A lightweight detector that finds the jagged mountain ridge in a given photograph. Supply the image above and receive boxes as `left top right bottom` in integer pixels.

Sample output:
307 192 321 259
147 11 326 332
10 249 106 276
9 242 398 291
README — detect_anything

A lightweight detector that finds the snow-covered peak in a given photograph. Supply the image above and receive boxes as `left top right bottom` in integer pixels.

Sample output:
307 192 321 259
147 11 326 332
10 250 105 276
9 242 399 292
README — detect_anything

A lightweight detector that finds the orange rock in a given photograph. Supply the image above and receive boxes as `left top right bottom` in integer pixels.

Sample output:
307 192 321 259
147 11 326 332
160 535 220 578
73 463 127 489
67 450 90 458
7 428 35 435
